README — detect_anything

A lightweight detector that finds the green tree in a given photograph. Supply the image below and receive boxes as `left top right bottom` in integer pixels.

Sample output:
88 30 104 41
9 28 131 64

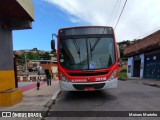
32 48 38 51
15 53 26 65
40 52 51 60
27 52 40 60
117 40 131 60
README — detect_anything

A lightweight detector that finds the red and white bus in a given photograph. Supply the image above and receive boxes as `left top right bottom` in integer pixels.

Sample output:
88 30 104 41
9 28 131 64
51 26 119 91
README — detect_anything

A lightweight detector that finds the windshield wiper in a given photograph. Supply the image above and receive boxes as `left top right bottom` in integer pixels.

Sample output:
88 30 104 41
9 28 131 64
90 28 106 51
108 54 112 66
89 37 101 61
90 38 101 51
89 40 92 60
72 38 81 62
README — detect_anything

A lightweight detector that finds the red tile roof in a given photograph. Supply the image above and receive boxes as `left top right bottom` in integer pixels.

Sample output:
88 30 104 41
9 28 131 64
124 30 160 56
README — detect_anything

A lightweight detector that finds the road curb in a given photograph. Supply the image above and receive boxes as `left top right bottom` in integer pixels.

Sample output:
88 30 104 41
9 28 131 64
52 89 61 100
37 89 61 120
45 99 54 108
156 84 160 88
118 79 127 81
143 82 160 88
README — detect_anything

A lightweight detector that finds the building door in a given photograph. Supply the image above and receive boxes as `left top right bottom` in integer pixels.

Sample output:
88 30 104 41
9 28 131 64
144 50 160 79
133 59 141 77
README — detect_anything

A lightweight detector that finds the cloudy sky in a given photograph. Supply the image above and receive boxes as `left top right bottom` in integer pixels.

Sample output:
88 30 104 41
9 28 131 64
13 0 160 50
44 0 160 41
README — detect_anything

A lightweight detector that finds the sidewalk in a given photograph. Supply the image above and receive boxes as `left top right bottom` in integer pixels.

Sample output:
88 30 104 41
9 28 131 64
0 79 60 120
124 77 160 88
18 81 46 92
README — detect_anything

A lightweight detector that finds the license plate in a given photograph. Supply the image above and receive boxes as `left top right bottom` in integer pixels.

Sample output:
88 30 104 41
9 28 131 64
84 87 95 91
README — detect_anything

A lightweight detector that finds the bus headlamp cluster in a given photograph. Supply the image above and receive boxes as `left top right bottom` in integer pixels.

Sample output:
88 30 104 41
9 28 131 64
108 70 117 81
59 73 69 82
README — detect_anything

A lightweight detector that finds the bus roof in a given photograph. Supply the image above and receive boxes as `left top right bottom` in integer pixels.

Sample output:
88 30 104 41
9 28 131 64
58 26 114 36
59 26 113 30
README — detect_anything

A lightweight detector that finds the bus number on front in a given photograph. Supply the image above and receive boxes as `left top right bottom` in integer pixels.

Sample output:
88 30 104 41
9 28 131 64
95 77 106 81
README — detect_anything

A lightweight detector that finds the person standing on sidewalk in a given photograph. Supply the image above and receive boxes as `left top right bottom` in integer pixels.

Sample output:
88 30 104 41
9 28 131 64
37 77 40 90
45 69 51 86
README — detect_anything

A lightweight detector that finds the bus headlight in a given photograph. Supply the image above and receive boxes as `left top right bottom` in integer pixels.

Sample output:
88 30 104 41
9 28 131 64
108 70 117 81
59 73 69 82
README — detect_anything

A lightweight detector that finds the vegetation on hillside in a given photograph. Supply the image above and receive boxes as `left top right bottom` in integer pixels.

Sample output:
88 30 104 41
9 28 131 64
118 69 127 80
15 48 56 65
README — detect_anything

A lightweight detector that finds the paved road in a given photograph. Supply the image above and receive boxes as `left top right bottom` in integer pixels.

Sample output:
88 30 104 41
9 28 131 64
46 80 160 120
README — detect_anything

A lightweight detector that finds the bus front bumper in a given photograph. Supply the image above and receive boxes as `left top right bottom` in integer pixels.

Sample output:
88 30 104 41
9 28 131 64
59 78 117 91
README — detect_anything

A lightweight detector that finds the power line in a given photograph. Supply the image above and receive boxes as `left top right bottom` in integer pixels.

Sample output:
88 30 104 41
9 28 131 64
134 26 160 39
114 0 128 29
92 0 121 51
109 0 122 26
107 0 120 26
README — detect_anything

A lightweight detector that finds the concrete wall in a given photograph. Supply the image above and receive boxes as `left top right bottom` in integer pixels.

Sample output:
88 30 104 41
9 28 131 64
0 24 15 92
17 0 34 20
140 54 144 78
127 57 133 77
0 0 34 106
18 75 46 82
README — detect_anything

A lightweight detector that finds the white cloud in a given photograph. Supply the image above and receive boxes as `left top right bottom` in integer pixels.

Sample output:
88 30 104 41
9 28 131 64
44 0 160 42
69 17 81 23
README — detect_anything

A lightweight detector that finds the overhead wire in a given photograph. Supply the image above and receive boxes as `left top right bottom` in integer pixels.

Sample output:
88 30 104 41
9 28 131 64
107 0 120 26
114 0 128 29
92 0 124 49
134 26 160 39
109 0 122 26
90 0 122 53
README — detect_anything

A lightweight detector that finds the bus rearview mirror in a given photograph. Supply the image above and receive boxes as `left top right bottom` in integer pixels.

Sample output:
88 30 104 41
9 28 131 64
51 40 56 52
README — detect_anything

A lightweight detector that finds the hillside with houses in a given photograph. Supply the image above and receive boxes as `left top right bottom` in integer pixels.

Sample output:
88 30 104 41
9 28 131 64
14 48 58 82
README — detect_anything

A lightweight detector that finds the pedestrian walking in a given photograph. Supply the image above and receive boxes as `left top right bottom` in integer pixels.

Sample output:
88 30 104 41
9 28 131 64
37 77 40 90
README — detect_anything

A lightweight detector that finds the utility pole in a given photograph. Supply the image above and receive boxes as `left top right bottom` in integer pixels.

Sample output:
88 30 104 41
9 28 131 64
25 53 28 76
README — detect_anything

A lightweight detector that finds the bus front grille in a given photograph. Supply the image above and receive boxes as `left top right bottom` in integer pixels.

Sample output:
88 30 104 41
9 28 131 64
73 83 105 90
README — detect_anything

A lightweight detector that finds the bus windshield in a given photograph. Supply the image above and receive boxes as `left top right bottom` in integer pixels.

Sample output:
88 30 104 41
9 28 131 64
59 36 115 70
